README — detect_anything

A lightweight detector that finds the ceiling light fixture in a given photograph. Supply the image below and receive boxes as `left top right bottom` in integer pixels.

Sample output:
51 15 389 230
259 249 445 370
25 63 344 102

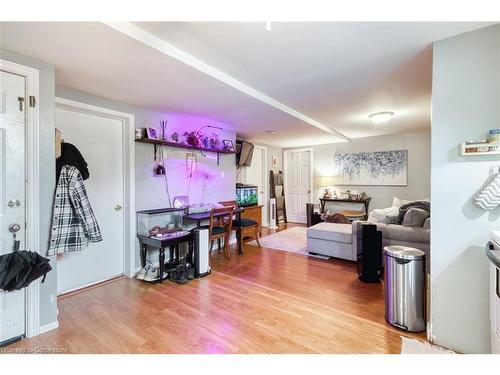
266 130 276 135
266 22 272 32
369 111 395 124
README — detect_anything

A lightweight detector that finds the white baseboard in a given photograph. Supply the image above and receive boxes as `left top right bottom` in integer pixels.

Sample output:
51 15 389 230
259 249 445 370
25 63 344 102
39 320 59 334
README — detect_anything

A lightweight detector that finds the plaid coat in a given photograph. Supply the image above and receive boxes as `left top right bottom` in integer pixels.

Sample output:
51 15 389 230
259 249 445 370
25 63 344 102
48 165 102 255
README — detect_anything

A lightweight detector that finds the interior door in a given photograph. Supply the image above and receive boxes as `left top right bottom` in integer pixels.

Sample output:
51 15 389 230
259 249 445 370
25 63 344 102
0 70 26 343
285 149 311 223
246 147 267 225
56 106 124 295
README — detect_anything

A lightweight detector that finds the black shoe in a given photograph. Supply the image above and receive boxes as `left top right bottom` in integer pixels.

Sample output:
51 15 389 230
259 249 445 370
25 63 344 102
169 265 188 284
164 259 180 273
186 265 195 280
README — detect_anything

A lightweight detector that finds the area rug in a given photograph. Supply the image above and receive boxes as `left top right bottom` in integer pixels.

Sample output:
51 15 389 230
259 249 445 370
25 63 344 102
248 226 326 257
400 337 455 354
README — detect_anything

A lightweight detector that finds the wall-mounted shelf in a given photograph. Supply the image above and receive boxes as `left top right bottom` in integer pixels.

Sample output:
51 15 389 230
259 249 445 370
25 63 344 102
135 138 235 165
460 142 500 156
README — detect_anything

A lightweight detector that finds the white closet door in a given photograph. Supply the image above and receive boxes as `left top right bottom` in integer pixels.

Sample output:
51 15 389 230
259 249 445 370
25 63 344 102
285 149 312 223
0 70 26 343
56 107 124 295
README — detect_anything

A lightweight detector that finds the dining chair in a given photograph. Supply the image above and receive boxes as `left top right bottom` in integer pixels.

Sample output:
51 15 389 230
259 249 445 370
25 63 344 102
219 200 261 248
207 205 235 259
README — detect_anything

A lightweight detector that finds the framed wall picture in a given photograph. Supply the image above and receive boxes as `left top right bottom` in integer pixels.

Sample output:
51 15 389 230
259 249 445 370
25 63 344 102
146 127 158 139
333 150 408 186
223 140 235 152
272 155 278 168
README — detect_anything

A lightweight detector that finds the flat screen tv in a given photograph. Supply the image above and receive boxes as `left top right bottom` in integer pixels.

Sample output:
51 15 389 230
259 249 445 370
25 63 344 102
236 140 255 167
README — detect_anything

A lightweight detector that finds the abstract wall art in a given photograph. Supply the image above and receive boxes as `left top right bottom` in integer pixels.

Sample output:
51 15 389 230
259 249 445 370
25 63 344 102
333 150 408 186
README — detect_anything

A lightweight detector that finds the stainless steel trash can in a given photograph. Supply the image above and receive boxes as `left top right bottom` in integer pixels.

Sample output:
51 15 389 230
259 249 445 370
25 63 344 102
383 245 426 332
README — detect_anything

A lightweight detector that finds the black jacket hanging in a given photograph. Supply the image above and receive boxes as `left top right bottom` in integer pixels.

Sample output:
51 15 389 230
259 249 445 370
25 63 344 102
56 142 90 182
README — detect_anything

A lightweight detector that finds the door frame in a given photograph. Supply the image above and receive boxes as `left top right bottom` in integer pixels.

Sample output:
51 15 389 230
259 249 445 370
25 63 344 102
1 59 40 338
283 147 314 223
55 98 136 281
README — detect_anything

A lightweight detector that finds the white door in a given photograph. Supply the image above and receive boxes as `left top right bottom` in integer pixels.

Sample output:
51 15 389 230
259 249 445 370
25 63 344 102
246 146 267 225
56 107 124 295
285 149 312 223
0 70 26 343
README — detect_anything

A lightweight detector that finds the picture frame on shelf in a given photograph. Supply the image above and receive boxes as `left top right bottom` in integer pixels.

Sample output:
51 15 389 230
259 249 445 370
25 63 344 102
223 140 235 152
146 127 158 140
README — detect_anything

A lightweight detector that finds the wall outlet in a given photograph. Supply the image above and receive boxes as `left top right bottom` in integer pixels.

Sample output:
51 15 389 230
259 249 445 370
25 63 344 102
50 294 56 303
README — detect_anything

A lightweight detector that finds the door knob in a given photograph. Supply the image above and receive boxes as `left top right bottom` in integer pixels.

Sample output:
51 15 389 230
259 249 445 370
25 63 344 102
114 204 123 211
8 224 21 234
8 200 21 208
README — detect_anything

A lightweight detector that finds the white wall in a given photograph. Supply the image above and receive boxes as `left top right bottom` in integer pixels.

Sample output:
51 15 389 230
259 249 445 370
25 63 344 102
307 130 431 211
0 50 57 327
56 87 237 269
431 24 500 353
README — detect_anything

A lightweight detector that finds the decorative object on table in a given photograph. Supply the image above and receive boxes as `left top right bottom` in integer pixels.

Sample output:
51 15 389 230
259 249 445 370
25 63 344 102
340 190 350 200
183 130 200 147
200 134 210 148
272 155 278 168
474 165 500 210
171 132 179 143
160 120 168 140
318 176 334 198
210 133 220 149
172 195 190 209
350 190 362 200
146 127 158 140
333 149 408 186
223 139 235 152
135 128 146 140
488 129 500 144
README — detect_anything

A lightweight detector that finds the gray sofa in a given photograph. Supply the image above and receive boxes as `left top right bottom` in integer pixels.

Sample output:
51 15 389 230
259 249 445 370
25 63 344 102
307 221 430 271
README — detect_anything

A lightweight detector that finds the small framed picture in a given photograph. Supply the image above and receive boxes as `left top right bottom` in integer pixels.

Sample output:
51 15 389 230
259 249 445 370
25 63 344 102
223 140 235 152
146 127 158 139
272 155 278 167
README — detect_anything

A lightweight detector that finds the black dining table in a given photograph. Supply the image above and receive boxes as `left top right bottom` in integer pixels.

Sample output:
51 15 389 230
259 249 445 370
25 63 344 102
183 207 244 255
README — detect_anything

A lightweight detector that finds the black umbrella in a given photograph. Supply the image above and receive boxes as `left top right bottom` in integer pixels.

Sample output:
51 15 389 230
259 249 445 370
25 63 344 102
0 240 52 292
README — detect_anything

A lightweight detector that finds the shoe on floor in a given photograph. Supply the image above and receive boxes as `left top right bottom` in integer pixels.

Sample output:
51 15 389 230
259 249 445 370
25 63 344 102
137 262 154 280
143 264 159 282
186 265 195 280
169 265 188 284
164 258 180 273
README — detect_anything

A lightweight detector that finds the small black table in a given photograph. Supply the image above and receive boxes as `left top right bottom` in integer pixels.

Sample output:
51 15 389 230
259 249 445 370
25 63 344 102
183 208 244 255
137 232 194 283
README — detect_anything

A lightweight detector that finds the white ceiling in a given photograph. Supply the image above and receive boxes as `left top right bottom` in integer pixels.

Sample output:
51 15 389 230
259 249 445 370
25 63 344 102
0 21 495 147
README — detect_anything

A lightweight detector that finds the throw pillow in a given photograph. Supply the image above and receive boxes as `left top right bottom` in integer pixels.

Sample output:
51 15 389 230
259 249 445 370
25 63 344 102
368 206 399 223
381 214 399 224
402 208 430 227
392 197 411 208
423 217 430 229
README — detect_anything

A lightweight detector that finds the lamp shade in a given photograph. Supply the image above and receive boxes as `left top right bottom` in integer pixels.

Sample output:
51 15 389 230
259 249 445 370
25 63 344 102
318 176 334 187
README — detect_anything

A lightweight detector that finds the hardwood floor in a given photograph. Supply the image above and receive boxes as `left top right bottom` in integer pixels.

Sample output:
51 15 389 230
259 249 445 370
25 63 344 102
6 223 425 354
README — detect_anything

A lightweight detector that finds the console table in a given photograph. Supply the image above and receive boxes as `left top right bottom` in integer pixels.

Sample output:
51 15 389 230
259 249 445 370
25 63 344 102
319 197 371 220
137 232 194 284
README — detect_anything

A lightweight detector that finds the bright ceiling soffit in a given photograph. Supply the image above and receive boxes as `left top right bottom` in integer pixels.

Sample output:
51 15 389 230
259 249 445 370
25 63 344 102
104 22 350 143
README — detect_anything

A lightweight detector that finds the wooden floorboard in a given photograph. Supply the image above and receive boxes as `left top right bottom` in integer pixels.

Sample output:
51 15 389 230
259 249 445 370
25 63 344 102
6 223 425 354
